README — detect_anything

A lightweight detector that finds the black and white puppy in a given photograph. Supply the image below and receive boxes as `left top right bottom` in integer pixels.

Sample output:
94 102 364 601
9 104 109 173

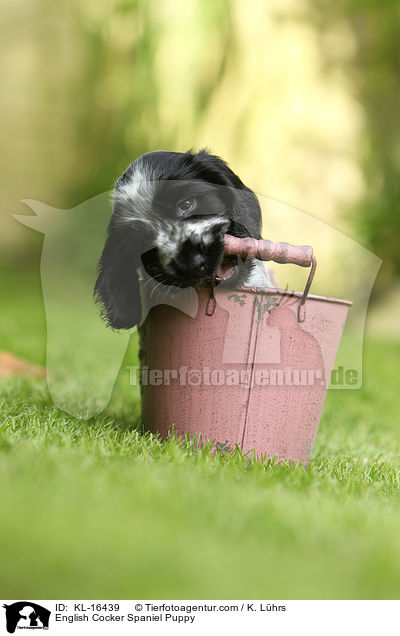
95 149 269 329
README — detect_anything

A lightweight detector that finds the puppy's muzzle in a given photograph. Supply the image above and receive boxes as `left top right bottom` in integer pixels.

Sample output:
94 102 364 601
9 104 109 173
156 216 231 283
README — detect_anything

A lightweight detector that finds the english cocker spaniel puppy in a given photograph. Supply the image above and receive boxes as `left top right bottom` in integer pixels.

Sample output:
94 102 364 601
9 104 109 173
95 149 271 329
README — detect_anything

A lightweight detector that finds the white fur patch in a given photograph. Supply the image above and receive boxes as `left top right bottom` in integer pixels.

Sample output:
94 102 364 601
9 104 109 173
113 162 158 229
243 260 275 288
183 217 228 242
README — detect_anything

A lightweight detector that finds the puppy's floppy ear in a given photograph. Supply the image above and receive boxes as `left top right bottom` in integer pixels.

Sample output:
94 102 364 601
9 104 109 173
191 149 262 239
94 223 145 330
230 187 262 239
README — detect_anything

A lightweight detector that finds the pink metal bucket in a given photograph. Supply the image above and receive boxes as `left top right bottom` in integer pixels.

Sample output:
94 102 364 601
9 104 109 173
139 236 351 465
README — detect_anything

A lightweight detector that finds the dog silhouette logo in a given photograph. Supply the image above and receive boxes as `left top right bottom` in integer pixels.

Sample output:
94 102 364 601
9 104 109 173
2 602 50 633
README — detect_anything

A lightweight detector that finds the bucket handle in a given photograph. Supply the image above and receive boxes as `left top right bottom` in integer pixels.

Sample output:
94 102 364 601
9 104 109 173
221 234 317 322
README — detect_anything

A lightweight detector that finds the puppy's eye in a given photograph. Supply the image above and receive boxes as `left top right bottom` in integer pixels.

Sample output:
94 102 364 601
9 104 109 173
177 198 195 214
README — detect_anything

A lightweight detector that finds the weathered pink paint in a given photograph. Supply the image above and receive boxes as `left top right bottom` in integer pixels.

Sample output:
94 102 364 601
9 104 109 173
140 236 351 465
223 234 314 268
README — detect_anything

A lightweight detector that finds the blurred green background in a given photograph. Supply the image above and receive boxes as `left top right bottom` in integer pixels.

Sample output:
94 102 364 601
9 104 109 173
1 0 399 294
1 0 400 600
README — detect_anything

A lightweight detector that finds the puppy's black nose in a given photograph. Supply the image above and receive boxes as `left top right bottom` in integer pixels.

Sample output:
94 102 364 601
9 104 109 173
192 254 207 276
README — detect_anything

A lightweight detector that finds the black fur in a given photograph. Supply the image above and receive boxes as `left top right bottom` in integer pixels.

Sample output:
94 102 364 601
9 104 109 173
94 149 262 329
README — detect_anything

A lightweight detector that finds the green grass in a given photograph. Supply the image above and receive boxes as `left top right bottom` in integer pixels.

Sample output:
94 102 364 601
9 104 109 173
1 266 400 599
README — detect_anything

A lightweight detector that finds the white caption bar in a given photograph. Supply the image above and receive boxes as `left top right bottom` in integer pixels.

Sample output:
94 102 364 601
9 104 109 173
1 600 399 635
